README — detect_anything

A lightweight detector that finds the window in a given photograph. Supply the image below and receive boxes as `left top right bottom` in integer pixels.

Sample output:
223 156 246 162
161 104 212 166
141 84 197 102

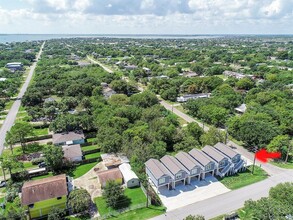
158 178 165 185
205 163 212 171
28 204 34 208
132 180 135 183
57 197 62 200
219 160 226 167
175 173 182 180
191 168 198 175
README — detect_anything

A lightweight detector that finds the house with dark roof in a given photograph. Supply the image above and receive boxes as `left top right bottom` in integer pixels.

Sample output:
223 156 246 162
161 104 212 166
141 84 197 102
202 145 233 177
21 174 70 219
175 152 202 183
160 155 188 188
188 149 216 179
145 159 172 190
53 131 85 146
214 142 246 173
62 144 83 162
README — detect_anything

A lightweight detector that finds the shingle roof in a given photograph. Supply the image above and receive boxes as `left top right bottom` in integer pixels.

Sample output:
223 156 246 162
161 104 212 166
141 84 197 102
62 144 82 160
97 168 123 186
160 155 187 175
145 158 170 180
52 131 84 145
202 145 227 163
21 174 68 205
175 151 203 170
189 148 213 166
214 142 238 159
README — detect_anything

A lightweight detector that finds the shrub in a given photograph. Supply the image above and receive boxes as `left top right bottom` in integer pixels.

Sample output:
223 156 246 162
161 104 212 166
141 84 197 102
31 157 45 165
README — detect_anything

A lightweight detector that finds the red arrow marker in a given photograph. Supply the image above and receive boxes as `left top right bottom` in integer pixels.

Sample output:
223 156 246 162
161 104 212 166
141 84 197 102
255 149 281 163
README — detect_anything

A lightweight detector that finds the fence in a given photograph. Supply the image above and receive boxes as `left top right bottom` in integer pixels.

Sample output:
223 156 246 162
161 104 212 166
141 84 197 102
82 148 100 155
140 184 151 205
98 203 147 220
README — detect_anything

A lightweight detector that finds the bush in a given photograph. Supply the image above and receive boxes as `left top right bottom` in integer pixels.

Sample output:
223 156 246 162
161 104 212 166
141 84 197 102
68 189 91 214
31 157 45 165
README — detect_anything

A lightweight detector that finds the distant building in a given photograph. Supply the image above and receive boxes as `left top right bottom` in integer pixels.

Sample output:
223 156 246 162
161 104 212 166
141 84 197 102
183 71 198 78
177 93 210 102
124 65 138 70
118 163 140 188
5 62 23 72
53 131 85 146
235 104 247 114
101 153 129 168
0 78 7 82
62 144 83 162
21 174 71 219
223 70 253 79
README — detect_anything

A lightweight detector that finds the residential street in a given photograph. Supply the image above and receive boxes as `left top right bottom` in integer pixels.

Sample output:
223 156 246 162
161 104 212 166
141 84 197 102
0 42 45 153
87 56 114 73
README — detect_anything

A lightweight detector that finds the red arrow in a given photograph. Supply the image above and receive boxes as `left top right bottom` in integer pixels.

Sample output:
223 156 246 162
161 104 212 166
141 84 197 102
255 149 281 163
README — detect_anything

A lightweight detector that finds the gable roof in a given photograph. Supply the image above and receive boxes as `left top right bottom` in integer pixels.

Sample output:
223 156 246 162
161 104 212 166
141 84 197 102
52 131 85 144
21 174 68 205
189 148 213 167
160 155 188 176
62 144 83 159
175 151 203 170
96 168 123 186
119 163 139 182
202 145 227 163
145 158 170 180
214 142 238 159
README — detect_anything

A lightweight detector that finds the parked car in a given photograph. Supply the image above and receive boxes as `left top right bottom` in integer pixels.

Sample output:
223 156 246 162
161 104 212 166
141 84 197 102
0 181 6 188
38 162 47 168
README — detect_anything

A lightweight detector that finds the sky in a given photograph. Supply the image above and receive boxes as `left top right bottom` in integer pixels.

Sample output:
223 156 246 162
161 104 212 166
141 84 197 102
0 0 293 34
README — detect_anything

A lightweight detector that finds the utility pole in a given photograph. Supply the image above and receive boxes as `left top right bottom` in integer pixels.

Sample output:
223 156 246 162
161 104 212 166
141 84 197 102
225 125 228 145
251 146 258 174
146 179 149 207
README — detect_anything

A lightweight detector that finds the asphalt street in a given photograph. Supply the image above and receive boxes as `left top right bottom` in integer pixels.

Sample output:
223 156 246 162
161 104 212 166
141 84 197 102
0 42 45 154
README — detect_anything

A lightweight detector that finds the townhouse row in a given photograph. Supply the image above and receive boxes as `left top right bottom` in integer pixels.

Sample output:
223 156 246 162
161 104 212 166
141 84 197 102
145 142 246 191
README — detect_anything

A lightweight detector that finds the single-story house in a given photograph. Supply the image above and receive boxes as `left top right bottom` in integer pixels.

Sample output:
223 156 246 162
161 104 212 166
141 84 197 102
214 142 245 173
202 145 232 177
21 174 70 219
52 131 85 146
160 155 188 188
96 168 123 188
101 153 129 168
118 163 140 188
235 104 247 114
62 144 83 162
177 93 210 102
145 159 172 190
5 62 23 71
175 152 202 183
188 148 216 179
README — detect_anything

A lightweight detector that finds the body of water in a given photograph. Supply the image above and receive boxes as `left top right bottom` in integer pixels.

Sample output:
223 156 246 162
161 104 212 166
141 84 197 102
0 34 222 43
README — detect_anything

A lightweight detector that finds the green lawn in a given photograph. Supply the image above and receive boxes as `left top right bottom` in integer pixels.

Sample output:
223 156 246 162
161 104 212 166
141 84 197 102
31 172 53 180
16 111 29 118
69 162 98 179
107 206 165 220
2 143 44 157
95 187 147 217
85 152 101 159
271 160 293 169
4 100 13 110
219 165 267 190
23 162 38 170
87 138 96 143
82 145 100 152
33 127 49 136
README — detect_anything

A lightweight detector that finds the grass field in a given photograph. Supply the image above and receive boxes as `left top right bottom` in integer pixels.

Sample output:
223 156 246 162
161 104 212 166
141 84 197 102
33 127 49 136
85 152 101 159
271 160 293 169
31 172 54 180
219 166 267 190
69 162 98 179
82 145 100 152
95 187 147 217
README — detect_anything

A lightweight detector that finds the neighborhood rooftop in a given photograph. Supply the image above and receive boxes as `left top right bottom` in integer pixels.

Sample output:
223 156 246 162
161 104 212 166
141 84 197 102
145 158 170 179
62 144 83 159
21 174 68 206
96 168 123 187
214 142 238 159
202 145 227 163
52 131 85 145
160 155 188 175
175 151 203 170
188 148 213 166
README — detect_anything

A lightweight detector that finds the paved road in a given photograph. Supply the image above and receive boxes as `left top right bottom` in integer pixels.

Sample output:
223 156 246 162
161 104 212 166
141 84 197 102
0 42 45 153
151 168 293 220
87 56 114 73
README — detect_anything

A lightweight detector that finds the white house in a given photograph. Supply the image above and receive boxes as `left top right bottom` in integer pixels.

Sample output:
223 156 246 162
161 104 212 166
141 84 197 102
118 163 140 188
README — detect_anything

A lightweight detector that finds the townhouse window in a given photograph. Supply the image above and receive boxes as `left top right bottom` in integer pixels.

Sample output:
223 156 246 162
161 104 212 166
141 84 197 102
158 178 165 184
219 160 226 167
205 163 212 171
175 173 182 180
191 168 198 175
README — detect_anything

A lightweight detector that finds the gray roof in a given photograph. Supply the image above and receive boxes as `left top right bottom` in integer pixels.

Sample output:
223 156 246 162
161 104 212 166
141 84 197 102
214 142 238 159
145 159 170 180
160 155 188 175
175 152 203 170
62 144 82 159
189 149 213 166
52 131 85 144
202 145 227 163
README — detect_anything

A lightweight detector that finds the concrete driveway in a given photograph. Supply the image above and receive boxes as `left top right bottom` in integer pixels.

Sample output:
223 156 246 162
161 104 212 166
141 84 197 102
73 162 107 199
154 176 230 211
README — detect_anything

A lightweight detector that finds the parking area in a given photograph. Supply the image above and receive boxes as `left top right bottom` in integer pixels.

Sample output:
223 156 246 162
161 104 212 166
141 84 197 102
153 175 230 211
